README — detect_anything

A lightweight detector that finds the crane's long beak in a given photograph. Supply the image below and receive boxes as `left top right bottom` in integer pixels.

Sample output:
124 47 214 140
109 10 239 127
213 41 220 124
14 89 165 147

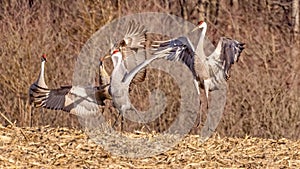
99 53 111 66
100 54 111 62
191 26 200 32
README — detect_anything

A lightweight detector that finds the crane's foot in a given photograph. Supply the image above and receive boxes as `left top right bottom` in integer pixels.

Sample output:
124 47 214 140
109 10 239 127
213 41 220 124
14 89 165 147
142 124 152 133
112 119 118 129
224 72 230 80
200 127 215 142
112 113 121 130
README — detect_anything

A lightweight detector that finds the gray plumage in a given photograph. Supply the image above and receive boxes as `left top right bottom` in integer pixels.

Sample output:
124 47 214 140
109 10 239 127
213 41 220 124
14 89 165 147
107 20 166 130
109 49 165 129
29 21 149 118
29 55 111 116
152 21 245 140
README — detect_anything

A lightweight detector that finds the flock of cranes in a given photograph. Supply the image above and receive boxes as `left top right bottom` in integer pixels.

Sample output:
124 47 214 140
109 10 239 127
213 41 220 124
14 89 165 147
29 20 244 139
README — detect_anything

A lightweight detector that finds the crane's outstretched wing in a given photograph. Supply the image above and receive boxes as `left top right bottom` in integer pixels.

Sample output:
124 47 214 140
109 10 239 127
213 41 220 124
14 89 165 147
29 83 107 116
123 21 148 83
29 84 74 112
200 83 227 141
110 20 148 83
152 36 197 78
122 50 164 85
123 20 147 49
111 20 147 58
206 37 245 82
220 38 245 80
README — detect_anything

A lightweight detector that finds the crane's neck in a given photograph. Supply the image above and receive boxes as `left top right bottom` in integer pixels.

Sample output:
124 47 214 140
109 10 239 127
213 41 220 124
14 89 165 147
99 62 105 76
98 62 101 76
36 60 48 88
111 52 126 81
122 53 161 85
98 62 104 85
196 23 207 62
112 53 122 69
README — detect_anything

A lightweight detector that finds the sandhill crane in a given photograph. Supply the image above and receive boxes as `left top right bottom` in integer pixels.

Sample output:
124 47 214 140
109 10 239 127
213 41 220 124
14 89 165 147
152 20 244 140
29 21 149 128
29 54 111 116
109 48 166 131
102 20 163 130
153 21 244 103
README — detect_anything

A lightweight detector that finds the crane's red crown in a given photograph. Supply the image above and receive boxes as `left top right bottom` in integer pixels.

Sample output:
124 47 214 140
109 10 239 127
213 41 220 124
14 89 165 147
41 54 47 62
112 49 119 54
198 20 204 26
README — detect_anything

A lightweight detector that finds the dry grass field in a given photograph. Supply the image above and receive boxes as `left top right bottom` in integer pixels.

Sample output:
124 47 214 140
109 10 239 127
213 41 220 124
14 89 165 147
0 0 299 168
0 125 300 168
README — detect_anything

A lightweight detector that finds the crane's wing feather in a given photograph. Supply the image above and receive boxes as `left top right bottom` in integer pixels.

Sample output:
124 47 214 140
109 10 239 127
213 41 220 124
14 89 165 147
123 49 147 84
123 20 147 49
44 86 73 111
68 86 103 116
111 21 148 84
29 84 107 116
29 84 74 112
219 37 245 80
152 36 197 78
108 20 147 66
207 37 245 80
113 20 147 59
122 51 163 85
123 21 147 82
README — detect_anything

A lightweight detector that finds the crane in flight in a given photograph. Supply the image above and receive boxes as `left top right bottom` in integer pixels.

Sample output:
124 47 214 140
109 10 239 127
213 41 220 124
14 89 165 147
152 20 245 140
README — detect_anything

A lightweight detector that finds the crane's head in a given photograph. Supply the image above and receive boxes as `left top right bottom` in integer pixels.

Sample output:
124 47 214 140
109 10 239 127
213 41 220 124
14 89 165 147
192 20 207 32
99 48 123 67
111 49 122 67
112 49 120 54
111 49 122 59
41 54 47 62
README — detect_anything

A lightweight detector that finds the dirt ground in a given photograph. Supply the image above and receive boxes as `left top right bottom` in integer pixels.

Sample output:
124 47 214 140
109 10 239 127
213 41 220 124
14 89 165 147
1 125 299 168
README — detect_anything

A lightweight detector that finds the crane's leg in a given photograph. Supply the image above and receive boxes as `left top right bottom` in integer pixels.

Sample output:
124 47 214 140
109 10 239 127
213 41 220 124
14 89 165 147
193 79 202 128
130 107 152 132
203 79 210 109
113 108 151 132
121 115 124 131
193 79 200 95
112 110 123 131
112 113 120 128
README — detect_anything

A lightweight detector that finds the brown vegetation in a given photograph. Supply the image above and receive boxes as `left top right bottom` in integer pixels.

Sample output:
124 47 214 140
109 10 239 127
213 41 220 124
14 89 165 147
1 125 299 168
0 0 299 141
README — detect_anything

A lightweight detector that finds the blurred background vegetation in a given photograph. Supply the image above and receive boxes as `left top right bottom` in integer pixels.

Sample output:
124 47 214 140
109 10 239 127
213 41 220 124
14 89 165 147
0 0 299 140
